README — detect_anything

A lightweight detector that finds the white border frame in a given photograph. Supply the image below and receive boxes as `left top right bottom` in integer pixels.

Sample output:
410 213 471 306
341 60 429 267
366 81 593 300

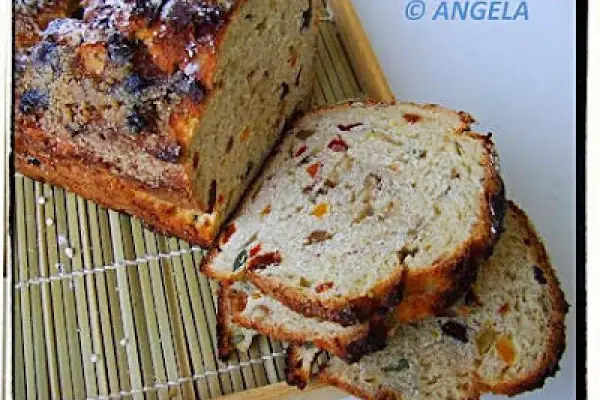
588 1 598 398
1 1 12 399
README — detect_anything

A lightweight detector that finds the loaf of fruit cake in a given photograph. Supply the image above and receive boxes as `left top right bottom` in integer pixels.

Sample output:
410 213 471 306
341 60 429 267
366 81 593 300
14 0 318 246
203 101 505 326
285 202 568 399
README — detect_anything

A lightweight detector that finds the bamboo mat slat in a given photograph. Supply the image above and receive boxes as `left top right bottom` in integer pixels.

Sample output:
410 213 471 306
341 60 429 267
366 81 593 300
10 10 389 398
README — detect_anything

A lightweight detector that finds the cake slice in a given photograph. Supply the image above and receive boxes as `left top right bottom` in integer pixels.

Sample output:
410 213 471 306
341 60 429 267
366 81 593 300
202 101 505 325
286 202 568 399
14 0 318 246
217 280 389 362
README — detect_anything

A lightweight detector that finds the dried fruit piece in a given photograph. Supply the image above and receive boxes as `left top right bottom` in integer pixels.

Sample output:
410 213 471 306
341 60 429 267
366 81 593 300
289 46 298 67
248 252 282 270
294 68 303 86
233 249 248 272
440 320 469 343
261 205 272 216
294 145 307 157
299 277 311 288
337 122 363 131
249 244 262 257
498 303 510 316
495 335 516 365
455 142 464 156
403 113 422 124
327 137 349 152
315 281 334 293
306 162 321 178
533 265 547 284
476 328 498 355
207 180 217 213
280 82 290 100
301 1 313 31
240 127 251 141
304 230 333 245
311 203 329 218
381 359 409 372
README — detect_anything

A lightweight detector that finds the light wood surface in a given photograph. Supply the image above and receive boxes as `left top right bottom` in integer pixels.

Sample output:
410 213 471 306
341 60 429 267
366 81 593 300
220 382 348 400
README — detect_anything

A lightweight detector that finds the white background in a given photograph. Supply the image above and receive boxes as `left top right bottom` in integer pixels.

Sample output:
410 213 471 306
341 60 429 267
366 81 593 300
351 0 576 398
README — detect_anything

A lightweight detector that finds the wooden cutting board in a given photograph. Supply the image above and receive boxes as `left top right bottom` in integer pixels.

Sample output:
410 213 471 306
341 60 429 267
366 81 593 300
220 382 349 400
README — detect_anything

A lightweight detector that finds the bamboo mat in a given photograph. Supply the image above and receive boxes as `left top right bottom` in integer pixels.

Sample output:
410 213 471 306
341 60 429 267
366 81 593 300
9 1 394 399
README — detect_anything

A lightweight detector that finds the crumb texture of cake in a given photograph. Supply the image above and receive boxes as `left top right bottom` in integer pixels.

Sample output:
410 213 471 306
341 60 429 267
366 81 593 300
14 0 319 245
204 101 505 325
217 281 389 362
288 202 567 400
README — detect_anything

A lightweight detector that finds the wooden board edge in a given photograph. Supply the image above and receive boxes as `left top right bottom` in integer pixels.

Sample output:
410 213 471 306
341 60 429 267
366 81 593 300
328 0 396 103
218 381 348 400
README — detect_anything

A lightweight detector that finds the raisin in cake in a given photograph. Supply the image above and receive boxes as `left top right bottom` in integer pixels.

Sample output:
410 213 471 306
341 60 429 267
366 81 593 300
286 202 568 399
14 0 318 245
203 101 505 325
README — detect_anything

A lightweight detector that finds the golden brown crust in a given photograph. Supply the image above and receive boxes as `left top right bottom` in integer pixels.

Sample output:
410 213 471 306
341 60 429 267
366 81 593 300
15 116 194 197
395 133 506 323
246 265 405 327
292 100 476 133
16 152 216 247
477 201 568 396
216 283 236 360
394 256 479 323
227 286 390 361
285 346 324 390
